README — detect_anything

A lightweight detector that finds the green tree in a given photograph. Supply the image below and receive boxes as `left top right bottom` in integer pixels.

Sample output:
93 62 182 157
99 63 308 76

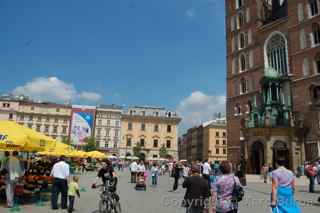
83 137 96 152
133 144 141 157
61 136 70 145
159 144 168 158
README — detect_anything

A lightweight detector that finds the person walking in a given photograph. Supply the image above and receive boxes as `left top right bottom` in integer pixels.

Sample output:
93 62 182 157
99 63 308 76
151 163 159 186
3 151 24 208
261 164 269 184
129 160 138 183
213 161 242 213
202 159 211 188
51 156 70 210
305 162 317 193
182 165 210 213
182 163 190 180
171 162 181 191
271 159 301 213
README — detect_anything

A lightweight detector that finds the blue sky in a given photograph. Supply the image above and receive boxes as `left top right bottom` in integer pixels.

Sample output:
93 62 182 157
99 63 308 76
0 0 226 130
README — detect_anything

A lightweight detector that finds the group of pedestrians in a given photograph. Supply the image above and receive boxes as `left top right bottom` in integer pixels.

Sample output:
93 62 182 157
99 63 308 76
128 160 146 183
175 158 303 213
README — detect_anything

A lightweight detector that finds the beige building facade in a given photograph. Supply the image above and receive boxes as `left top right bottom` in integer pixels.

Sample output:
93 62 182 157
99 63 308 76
16 102 71 141
0 99 20 121
0 96 71 142
94 105 122 155
179 119 227 162
118 106 181 160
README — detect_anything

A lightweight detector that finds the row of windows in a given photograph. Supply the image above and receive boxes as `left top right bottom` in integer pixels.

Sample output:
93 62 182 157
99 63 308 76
126 138 172 149
28 106 61 113
215 139 227 145
97 119 120 127
215 131 227 138
215 148 227 155
2 103 11 108
19 123 68 134
96 128 120 137
127 123 172 133
18 115 68 123
96 140 118 149
96 113 120 119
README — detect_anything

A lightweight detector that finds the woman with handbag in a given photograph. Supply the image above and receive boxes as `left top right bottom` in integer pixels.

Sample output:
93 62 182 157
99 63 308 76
271 159 301 213
212 161 242 213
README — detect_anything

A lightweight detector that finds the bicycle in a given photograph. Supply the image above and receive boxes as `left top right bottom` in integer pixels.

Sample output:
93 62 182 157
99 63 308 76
93 176 121 213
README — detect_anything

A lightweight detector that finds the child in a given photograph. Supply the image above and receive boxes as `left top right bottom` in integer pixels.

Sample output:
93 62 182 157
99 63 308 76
68 176 80 213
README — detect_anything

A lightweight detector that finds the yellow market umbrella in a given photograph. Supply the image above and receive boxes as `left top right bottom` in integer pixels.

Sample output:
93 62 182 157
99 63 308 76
0 122 29 151
0 121 56 152
19 125 56 151
87 151 107 159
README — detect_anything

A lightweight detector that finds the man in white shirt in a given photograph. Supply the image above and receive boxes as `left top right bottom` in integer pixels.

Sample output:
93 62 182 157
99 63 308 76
51 156 70 210
129 160 138 183
202 159 211 188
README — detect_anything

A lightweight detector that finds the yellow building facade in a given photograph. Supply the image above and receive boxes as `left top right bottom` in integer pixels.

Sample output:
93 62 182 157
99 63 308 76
118 107 181 160
179 119 227 162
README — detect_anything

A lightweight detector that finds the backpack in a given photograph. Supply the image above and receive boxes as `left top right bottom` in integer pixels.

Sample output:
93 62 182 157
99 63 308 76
231 176 244 203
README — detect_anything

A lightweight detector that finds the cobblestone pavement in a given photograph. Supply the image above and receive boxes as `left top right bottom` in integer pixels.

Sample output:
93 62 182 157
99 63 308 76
0 170 319 213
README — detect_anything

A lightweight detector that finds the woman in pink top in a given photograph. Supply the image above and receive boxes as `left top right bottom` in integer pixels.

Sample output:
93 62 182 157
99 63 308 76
212 161 241 213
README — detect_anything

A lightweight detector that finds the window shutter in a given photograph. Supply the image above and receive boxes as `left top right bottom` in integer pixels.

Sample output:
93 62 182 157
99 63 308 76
246 8 250 23
248 29 252 44
298 3 304 22
234 35 238 50
251 77 255 91
313 61 317 75
249 50 254 68
303 57 310 77
232 58 237 74
310 33 315 47
235 0 239 9
231 16 235 32
245 53 249 70
307 3 312 18
300 29 306 49
231 37 235 52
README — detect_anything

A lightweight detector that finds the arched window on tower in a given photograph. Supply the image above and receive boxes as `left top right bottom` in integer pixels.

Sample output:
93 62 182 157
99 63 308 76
265 33 288 76
315 53 320 74
240 78 248 94
234 103 241 116
309 0 319 17
312 23 320 45
237 12 245 29
239 54 246 72
247 100 253 113
239 33 246 49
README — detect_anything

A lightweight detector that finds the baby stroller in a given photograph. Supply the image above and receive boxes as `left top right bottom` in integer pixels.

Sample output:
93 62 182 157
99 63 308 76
135 172 147 191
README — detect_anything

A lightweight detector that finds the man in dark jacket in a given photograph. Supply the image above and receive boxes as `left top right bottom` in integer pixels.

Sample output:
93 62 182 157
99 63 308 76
182 165 210 213
171 162 182 191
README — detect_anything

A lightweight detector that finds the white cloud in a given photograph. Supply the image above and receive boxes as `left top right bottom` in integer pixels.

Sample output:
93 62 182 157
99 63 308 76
186 8 196 19
12 77 102 103
77 92 101 102
177 91 226 131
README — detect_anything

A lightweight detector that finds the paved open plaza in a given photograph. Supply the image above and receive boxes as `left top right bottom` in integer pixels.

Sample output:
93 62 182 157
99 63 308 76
0 169 319 213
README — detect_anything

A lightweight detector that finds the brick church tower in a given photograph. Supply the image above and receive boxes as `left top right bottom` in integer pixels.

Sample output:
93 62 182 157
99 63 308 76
226 0 320 173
